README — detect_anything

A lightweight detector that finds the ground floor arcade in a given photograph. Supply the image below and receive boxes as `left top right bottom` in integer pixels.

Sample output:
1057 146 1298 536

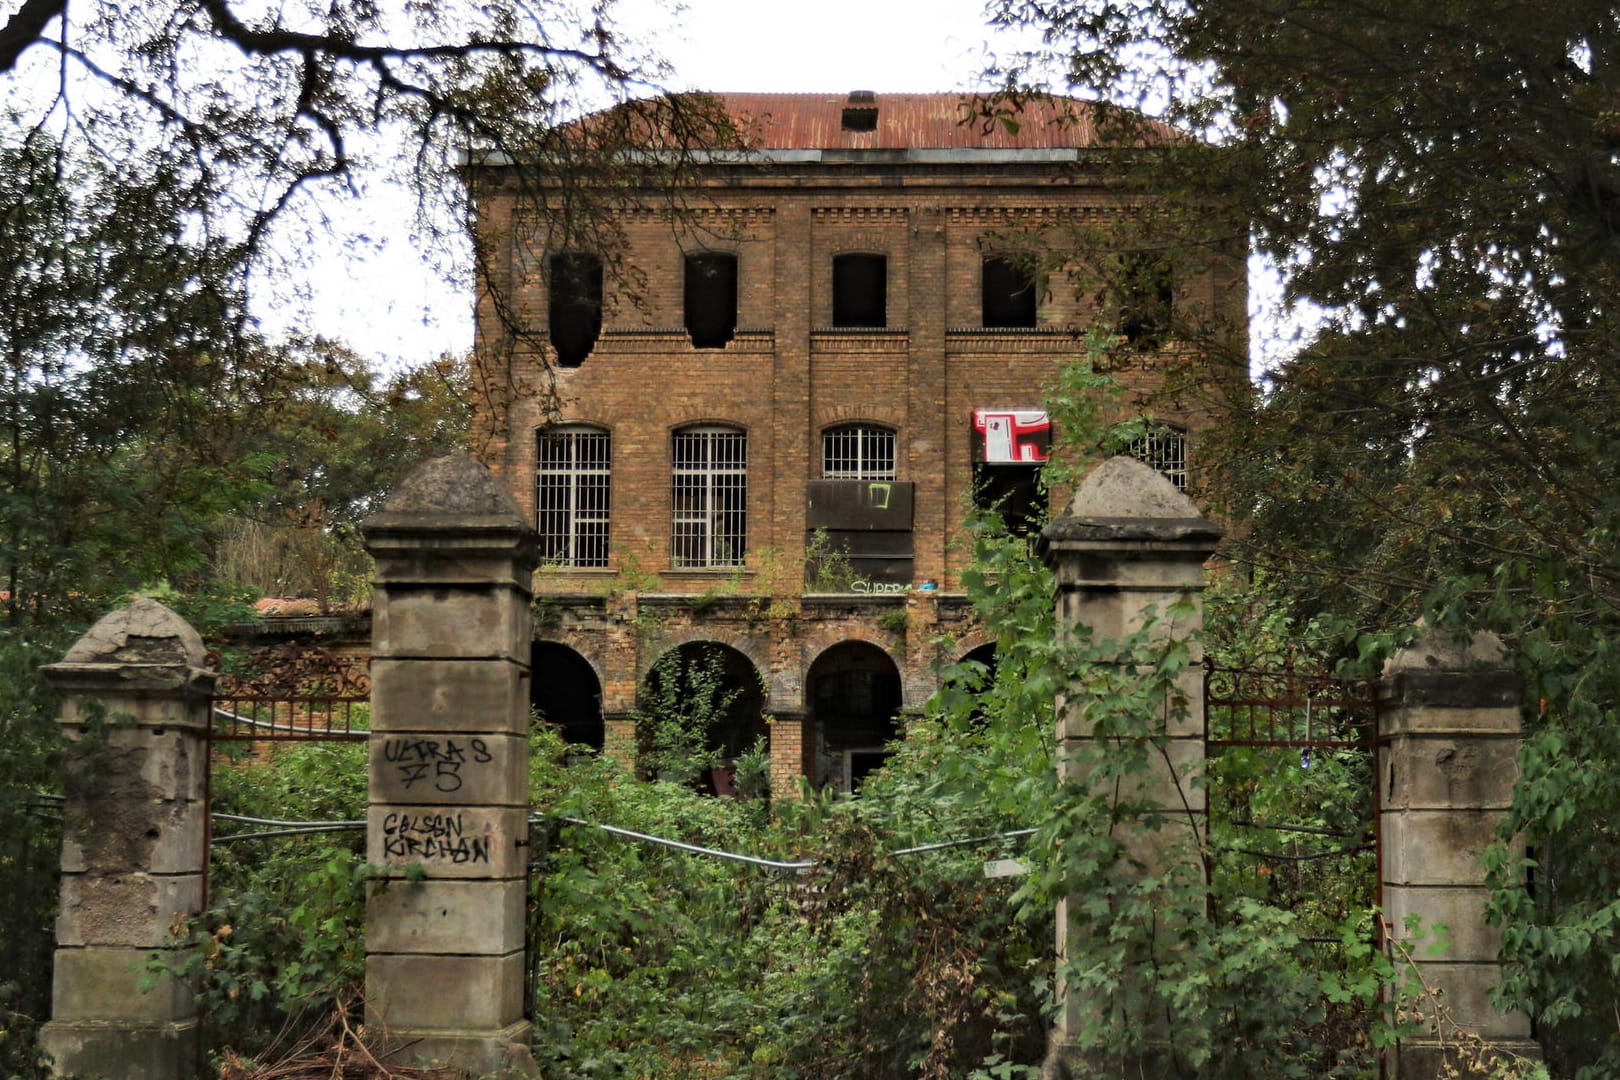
530 591 997 794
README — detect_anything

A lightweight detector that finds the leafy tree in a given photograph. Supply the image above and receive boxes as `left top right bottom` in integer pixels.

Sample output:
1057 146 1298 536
0 127 262 1068
990 0 1620 1069
3 0 745 445
0 0 732 245
0 131 258 631
210 343 472 606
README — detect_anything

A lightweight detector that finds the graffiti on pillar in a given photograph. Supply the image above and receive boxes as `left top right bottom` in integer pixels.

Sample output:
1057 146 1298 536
380 811 492 864
381 736 494 793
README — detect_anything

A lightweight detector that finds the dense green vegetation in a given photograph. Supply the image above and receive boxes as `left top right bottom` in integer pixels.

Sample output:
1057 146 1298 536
147 498 1430 1079
8 0 1620 1070
119 362 1464 1078
988 0 1620 1073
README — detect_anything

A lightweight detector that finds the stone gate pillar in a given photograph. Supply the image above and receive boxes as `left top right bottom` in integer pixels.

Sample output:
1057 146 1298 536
362 452 538 1073
1038 456 1222 1075
1379 628 1539 1076
40 598 213 1080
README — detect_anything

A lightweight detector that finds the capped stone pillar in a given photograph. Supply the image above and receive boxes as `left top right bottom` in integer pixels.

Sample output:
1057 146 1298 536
361 452 538 1074
1038 456 1223 1076
41 598 213 1080
1379 628 1539 1077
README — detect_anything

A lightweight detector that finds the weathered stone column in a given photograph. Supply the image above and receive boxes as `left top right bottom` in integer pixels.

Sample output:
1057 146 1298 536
362 452 538 1074
1379 628 1539 1077
40 598 213 1080
1038 457 1222 1076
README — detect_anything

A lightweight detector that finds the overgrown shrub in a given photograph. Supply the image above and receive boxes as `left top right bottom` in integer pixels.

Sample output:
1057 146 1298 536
154 742 369 1061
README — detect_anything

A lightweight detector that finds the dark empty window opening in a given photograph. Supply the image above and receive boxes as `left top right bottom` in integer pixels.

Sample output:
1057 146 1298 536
684 253 738 349
549 253 603 367
973 463 1044 536
842 91 878 132
832 254 887 328
982 256 1038 328
842 107 878 131
1116 252 1173 349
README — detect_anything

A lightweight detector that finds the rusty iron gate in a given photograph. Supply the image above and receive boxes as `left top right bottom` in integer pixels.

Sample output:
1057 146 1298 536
1203 658 1384 937
204 644 371 901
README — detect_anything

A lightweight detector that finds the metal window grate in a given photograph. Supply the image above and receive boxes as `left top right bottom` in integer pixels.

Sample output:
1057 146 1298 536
1130 425 1188 491
671 427 747 568
822 424 896 479
537 426 612 567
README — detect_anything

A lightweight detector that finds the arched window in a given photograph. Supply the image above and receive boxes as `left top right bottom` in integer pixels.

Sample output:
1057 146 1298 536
671 425 747 568
536 425 611 567
822 423 896 480
1115 252 1173 350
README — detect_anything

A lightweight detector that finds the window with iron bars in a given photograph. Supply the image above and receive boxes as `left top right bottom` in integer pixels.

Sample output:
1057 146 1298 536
1129 424 1188 491
536 425 611 567
671 426 747 568
822 423 896 480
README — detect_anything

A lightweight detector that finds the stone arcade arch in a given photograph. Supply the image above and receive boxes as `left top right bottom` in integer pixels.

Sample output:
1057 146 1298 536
531 641 604 750
638 640 767 795
806 640 903 792
959 641 998 679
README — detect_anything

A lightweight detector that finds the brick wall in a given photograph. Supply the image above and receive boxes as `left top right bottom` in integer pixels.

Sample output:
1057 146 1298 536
469 150 1243 789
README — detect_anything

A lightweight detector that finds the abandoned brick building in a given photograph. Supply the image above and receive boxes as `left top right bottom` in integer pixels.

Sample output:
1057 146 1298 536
467 91 1243 794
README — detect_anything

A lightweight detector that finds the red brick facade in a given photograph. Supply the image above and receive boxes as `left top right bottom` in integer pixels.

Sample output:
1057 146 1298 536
468 92 1243 793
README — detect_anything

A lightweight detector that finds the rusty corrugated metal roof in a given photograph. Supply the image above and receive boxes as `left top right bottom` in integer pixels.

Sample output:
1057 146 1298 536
708 92 1156 150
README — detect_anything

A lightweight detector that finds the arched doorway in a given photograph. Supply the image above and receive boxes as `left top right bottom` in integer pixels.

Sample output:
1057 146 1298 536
531 642 604 750
958 642 999 728
637 642 766 794
959 642 999 685
807 641 902 792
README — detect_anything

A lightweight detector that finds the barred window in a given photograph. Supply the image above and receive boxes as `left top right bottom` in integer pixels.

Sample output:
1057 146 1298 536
1130 425 1188 491
671 426 747 568
822 424 896 480
536 425 611 567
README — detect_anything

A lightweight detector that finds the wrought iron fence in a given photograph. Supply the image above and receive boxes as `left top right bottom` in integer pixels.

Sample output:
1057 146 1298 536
207 644 370 743
1204 657 1384 946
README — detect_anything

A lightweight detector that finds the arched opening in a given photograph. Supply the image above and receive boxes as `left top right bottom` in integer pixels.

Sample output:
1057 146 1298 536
960 642 999 683
807 641 903 792
531 642 604 751
982 255 1037 328
958 642 1000 729
637 642 766 795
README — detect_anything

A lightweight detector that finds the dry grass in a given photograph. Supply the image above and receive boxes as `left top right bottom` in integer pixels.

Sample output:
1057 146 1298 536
215 999 463 1080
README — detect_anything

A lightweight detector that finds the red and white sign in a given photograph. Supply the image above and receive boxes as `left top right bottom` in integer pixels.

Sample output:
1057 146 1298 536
973 409 1050 463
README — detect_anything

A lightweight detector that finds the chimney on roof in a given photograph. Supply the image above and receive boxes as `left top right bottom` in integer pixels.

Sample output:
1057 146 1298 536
842 91 878 132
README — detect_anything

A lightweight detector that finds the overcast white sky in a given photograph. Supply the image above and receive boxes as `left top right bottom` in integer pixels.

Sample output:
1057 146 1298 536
631 0 1011 95
270 0 1038 370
